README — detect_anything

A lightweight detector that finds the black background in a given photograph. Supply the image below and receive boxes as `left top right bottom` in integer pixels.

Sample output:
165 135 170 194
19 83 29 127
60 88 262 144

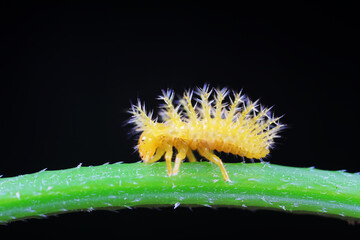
1 2 359 236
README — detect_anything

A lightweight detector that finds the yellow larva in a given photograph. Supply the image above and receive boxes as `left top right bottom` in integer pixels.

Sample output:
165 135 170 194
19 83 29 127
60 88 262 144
128 84 284 181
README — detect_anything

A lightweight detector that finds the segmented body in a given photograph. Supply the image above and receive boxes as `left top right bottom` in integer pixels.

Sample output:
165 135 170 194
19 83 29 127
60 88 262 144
129 84 284 181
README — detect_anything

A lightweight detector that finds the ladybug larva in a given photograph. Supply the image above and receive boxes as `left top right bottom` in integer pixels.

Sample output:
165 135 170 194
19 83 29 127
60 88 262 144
128 84 284 182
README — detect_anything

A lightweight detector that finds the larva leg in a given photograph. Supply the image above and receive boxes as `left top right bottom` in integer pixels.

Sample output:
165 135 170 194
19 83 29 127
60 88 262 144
163 144 173 176
198 147 230 182
173 144 188 176
186 150 197 162
146 148 165 163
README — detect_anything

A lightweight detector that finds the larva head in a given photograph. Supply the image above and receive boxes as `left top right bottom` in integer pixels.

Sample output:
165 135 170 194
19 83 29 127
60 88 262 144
137 131 159 162
128 99 167 162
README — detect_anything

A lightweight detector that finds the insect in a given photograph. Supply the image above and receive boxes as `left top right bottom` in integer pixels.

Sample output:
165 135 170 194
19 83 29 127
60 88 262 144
128 84 284 181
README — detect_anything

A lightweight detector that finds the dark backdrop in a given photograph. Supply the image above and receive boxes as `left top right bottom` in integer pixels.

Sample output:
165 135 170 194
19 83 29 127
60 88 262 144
1 2 359 235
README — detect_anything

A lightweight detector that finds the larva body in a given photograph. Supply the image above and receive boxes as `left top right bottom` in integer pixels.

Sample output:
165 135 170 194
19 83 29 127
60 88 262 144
129 84 284 181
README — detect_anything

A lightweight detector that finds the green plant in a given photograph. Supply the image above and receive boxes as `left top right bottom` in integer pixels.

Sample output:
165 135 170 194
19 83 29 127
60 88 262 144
1 162 359 223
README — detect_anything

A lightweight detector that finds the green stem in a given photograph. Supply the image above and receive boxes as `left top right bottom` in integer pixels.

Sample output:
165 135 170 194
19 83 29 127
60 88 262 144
0 162 359 223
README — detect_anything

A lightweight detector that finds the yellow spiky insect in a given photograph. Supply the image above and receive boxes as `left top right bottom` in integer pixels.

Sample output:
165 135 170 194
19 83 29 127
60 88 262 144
128 84 284 181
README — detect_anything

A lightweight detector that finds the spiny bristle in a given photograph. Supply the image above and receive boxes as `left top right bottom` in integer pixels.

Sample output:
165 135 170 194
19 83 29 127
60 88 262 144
180 89 198 122
214 87 229 119
127 99 155 132
158 89 182 123
195 84 213 121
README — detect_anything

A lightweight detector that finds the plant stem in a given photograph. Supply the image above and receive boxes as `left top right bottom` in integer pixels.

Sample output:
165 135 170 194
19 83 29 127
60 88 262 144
0 162 359 223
